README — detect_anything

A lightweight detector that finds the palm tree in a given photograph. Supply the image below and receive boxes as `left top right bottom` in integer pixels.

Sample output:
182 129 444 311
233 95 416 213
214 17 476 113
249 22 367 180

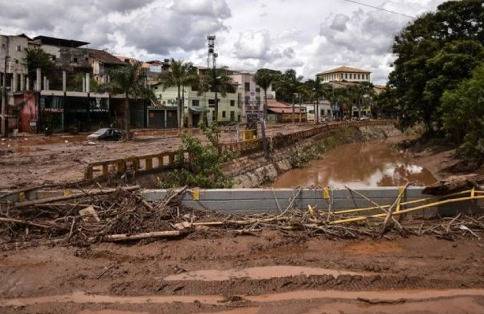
158 59 197 128
273 69 303 123
255 68 280 158
106 62 153 136
207 67 235 123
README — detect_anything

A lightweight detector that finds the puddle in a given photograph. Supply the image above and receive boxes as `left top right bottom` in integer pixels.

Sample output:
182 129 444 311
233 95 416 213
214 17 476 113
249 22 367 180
271 140 437 188
205 297 484 314
163 265 371 281
2 289 484 307
79 311 149 314
0 291 222 307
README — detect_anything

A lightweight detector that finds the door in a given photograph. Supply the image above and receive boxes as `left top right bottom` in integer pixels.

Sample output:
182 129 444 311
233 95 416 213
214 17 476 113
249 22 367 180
166 110 178 129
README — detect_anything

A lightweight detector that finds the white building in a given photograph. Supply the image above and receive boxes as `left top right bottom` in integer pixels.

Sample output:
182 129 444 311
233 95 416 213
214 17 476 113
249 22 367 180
302 100 334 122
229 71 275 123
317 66 371 83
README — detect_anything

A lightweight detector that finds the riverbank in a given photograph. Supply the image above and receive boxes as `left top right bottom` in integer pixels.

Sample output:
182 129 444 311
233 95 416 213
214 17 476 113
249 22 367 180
400 138 484 181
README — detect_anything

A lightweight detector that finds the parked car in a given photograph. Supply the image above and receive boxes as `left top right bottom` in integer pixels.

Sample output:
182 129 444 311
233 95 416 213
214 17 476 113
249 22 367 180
87 128 124 141
359 116 370 121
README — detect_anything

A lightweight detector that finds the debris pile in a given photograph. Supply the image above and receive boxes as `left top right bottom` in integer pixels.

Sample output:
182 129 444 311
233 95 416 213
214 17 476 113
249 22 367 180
1 185 483 250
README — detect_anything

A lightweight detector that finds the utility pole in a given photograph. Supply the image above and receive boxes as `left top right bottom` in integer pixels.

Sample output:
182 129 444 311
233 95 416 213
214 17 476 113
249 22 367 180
1 35 10 137
207 35 218 123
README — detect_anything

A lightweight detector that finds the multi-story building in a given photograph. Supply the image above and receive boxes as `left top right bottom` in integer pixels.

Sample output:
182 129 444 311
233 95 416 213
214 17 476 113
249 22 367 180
0 34 32 92
229 71 275 123
1 33 134 134
1 34 34 136
316 66 373 119
151 82 240 128
317 66 371 83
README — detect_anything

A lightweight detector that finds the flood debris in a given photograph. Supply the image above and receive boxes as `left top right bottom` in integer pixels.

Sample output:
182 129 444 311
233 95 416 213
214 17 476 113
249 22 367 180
0 185 483 250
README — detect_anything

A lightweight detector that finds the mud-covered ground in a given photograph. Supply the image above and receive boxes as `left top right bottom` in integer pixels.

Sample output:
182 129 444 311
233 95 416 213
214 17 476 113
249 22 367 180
1 231 483 313
0 124 312 189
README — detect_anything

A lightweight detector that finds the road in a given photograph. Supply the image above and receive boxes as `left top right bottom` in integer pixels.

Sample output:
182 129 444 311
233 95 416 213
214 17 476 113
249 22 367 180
1 231 483 313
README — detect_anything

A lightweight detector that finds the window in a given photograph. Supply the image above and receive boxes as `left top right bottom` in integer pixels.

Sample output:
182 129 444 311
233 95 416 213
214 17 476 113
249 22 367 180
230 111 235 121
16 45 22 52
256 96 261 106
327 110 331 115
230 100 235 107
51 55 56 61
344 73 348 80
244 82 250 92
238 114 241 122
208 99 215 107
245 96 250 105
192 99 199 106
72 57 78 63
222 111 226 118
255 87 260 93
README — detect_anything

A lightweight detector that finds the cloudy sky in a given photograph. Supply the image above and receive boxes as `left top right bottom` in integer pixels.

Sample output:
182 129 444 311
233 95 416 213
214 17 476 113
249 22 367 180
0 0 446 83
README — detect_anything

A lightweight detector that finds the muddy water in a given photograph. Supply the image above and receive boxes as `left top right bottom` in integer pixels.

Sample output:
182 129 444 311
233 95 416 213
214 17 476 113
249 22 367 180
2 289 484 307
163 265 372 281
272 140 437 188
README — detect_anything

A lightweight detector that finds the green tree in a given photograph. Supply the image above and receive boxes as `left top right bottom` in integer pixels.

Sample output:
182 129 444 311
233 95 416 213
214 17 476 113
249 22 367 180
23 47 54 84
159 59 198 128
441 63 484 162
164 126 232 188
106 62 153 135
389 0 484 132
207 67 236 123
374 87 398 119
273 69 303 103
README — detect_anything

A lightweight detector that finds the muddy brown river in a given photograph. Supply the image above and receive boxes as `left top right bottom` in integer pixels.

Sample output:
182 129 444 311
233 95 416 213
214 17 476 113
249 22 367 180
271 140 437 188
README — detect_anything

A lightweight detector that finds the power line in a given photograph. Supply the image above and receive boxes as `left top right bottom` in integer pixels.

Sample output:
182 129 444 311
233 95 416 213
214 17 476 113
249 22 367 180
339 0 416 19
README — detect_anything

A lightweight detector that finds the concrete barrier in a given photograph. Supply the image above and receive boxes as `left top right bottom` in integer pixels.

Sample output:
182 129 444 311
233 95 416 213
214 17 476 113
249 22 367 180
142 187 482 216
2 187 481 217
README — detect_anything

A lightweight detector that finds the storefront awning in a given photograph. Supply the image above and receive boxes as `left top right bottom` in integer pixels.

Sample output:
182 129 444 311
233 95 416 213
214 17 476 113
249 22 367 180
189 107 207 113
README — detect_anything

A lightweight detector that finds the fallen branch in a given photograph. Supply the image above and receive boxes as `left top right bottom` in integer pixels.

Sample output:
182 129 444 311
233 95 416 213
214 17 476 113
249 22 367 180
13 186 140 209
96 230 184 242
0 217 64 230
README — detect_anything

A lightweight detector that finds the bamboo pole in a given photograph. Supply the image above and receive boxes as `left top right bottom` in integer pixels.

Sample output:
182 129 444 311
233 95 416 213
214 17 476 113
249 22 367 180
330 195 484 225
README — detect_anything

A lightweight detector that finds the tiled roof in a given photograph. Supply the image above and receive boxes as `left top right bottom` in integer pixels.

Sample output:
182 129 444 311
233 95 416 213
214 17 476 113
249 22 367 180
267 99 304 114
318 66 370 75
85 49 126 65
